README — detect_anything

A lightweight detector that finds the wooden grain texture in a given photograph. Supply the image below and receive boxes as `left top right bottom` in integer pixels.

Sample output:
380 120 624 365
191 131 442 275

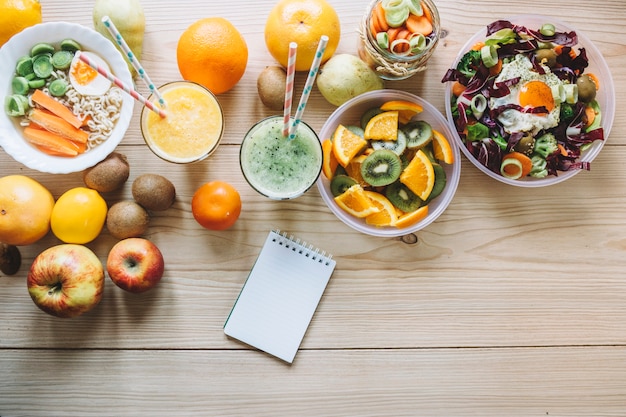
1 0 626 415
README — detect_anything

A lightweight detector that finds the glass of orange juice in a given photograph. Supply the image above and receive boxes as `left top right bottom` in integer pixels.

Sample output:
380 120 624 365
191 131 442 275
140 81 224 163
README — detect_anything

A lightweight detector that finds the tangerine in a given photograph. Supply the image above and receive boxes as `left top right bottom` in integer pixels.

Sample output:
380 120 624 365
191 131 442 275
265 0 340 71
177 17 248 94
191 181 241 231
0 175 54 246
0 0 42 47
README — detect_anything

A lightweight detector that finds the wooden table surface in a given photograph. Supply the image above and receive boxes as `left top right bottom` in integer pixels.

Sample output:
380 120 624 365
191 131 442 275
1 0 625 415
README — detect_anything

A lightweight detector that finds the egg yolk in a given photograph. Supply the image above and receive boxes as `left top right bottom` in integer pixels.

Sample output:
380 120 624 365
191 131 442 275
71 60 98 86
519 80 554 113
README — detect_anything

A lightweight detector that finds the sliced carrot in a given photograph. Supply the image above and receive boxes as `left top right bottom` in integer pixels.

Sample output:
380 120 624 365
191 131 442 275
370 12 381 38
420 1 433 23
29 108 89 144
23 126 80 157
374 2 389 32
386 27 403 44
502 152 533 177
471 41 485 51
31 89 82 129
584 105 597 127
452 81 466 97
80 114 93 127
406 13 433 36
489 58 503 76
585 72 600 90
557 144 568 157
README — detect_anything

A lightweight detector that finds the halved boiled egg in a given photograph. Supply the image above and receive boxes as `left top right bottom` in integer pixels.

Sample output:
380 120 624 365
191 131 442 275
69 51 112 96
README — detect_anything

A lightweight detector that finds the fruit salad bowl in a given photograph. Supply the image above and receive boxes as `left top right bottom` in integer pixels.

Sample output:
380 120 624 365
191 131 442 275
317 90 461 237
0 22 134 174
442 15 615 187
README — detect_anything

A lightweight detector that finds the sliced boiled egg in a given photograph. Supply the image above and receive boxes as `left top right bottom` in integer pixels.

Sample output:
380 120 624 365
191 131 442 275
69 51 112 96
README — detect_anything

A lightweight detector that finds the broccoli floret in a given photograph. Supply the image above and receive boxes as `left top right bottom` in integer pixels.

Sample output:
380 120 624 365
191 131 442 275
533 133 559 158
530 154 548 178
457 49 482 79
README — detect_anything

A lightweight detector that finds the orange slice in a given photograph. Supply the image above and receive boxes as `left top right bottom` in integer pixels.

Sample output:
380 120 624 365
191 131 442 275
432 129 455 164
400 149 435 201
334 184 381 218
364 191 398 227
380 100 423 124
322 138 338 179
363 111 399 141
332 124 367 167
344 154 369 187
395 205 429 228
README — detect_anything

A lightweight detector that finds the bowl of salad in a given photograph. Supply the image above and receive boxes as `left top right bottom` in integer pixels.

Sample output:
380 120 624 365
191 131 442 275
0 22 134 174
316 90 461 237
442 15 615 187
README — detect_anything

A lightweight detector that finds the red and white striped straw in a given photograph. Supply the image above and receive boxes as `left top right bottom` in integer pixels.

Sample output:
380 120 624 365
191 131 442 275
282 42 298 137
77 51 166 118
288 35 328 140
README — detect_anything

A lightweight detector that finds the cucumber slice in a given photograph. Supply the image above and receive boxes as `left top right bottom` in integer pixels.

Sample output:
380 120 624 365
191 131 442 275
30 43 55 56
60 39 82 52
11 77 30 95
32 54 53 78
52 50 73 70
402 120 433 149
48 79 69 97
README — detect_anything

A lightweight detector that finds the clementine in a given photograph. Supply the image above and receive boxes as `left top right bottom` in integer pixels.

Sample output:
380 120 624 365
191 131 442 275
191 181 241 231
265 0 340 71
0 175 54 246
177 17 248 94
0 0 42 47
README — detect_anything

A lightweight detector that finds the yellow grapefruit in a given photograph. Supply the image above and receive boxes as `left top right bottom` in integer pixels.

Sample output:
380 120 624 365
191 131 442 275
265 0 340 71
0 175 54 246
0 0 42 47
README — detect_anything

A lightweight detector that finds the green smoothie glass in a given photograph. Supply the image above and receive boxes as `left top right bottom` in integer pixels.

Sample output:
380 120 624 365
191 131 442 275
240 116 323 200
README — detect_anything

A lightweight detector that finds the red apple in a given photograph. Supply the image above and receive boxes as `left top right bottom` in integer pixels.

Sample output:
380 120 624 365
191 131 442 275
106 238 164 293
27 244 105 318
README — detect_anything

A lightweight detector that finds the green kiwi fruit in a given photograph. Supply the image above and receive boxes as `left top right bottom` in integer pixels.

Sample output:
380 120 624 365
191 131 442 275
257 66 287 111
132 174 176 211
426 163 447 202
106 201 150 240
360 106 383 129
371 129 407 155
385 181 424 212
330 174 357 197
346 125 365 138
0 243 21 276
402 120 433 149
82 151 130 192
360 149 402 187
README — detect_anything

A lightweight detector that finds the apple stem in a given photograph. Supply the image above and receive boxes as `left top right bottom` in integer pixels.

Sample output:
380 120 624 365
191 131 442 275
48 282 62 295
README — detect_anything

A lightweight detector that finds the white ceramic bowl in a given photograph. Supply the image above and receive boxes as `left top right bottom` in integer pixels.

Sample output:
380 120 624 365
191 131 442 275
444 15 615 187
317 90 461 237
0 22 134 174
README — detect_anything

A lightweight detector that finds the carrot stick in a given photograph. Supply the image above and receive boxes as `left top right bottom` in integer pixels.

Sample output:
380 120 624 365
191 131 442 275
502 152 532 177
31 89 82 129
23 126 80 157
29 108 89 144
406 13 433 36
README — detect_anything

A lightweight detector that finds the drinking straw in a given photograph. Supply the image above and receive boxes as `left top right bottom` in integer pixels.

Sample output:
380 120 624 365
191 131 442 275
288 35 329 141
282 42 298 137
77 52 167 118
101 16 166 108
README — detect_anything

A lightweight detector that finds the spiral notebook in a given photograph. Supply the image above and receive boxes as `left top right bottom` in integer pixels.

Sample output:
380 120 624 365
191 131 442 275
224 230 336 363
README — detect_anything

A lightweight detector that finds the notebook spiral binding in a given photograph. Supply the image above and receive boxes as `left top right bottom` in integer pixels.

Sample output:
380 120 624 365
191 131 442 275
272 229 334 266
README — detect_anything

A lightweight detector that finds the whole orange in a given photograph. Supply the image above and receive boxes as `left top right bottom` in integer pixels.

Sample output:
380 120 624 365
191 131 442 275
191 181 241 231
265 0 340 71
0 175 55 246
177 17 248 95
0 0 42 47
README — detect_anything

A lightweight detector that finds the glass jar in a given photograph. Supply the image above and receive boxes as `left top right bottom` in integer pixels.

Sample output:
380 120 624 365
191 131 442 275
357 0 441 80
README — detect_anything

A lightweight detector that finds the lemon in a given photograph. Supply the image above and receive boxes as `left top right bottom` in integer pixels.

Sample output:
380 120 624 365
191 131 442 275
51 187 107 244
0 0 42 47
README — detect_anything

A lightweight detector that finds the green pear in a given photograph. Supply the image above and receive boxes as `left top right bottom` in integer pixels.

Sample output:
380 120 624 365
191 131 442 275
316 54 384 106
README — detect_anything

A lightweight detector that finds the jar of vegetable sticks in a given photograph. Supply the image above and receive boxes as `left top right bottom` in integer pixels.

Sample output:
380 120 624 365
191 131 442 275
357 0 441 80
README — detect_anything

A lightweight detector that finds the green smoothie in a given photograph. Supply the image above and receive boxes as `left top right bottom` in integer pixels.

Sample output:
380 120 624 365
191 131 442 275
240 116 323 200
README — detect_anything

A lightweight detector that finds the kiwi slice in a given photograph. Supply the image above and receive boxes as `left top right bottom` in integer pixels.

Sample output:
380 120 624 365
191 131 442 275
360 106 383 129
360 149 402 187
346 125 365 138
402 120 433 149
385 181 424 212
330 174 357 197
371 129 407 155
426 163 447 202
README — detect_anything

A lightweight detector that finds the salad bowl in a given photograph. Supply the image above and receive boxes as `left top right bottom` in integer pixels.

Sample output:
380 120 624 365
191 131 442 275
442 15 615 187
0 22 134 174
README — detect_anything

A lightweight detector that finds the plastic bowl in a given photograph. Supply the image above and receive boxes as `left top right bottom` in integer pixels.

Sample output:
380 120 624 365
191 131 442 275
0 22 134 174
444 15 615 187
317 90 461 237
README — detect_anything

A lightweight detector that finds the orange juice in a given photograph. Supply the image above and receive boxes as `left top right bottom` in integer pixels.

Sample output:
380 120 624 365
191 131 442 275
141 81 224 163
